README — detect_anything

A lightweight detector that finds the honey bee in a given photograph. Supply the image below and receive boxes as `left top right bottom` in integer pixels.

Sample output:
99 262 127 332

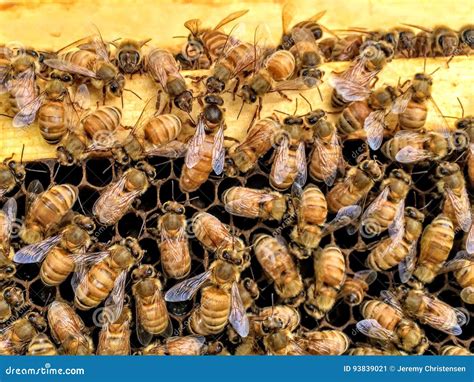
143 336 206 355
381 130 451 164
305 245 346 319
253 235 304 306
454 114 474 187
182 10 249 68
360 168 412 238
192 211 249 268
440 345 473 356
405 25 459 57
20 181 78 244
0 312 46 355
180 99 226 192
238 278 259 312
165 259 249 338
132 264 172 346
340 270 377 306
326 159 383 213
97 305 132 355
367 207 425 274
27 333 58 356
290 184 327 257
380 27 417 58
111 38 151 74
93 163 154 226
318 34 364 62
146 48 193 113
228 116 281 173
297 330 350 355
390 287 468 336
0 152 26 198
329 41 394 109
13 214 95 286
309 111 343 186
47 301 93 355
74 237 144 316
157 202 191 279
458 25 474 54
438 251 474 305
279 3 326 50
223 186 288 221
0 198 17 280
0 286 24 323
44 33 125 100
435 162 472 232
336 85 400 150
357 295 429 354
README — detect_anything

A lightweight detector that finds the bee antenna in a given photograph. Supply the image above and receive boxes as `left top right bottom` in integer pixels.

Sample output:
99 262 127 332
456 97 464 118
77 195 86 215
20 144 25 164
172 36 188 39
298 93 313 111
0 113 13 119
131 97 154 134
423 57 426 74
237 99 245 120
124 88 142 100
172 179 175 200
187 112 196 125
138 218 146 238
429 66 441 76
274 109 290 116
293 98 298 115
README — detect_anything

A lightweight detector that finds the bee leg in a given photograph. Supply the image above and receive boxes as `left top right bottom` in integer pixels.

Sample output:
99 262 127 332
276 91 292 102
231 77 240 101
102 87 106 105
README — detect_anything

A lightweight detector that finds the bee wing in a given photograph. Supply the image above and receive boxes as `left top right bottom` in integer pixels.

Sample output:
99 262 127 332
71 251 110 291
388 200 405 240
12 92 46 128
224 192 276 218
438 251 474 274
236 122 278 152
164 270 212 302
356 319 397 341
145 140 187 158
428 97 451 138
380 290 403 315
103 270 126 324
135 301 153 347
329 59 375 102
185 117 206 169
229 282 250 338
322 205 362 236
391 89 412 114
212 125 225 175
91 34 111 63
10 69 37 110
467 222 474 254
291 141 307 196
44 59 97 78
363 110 385 150
421 297 466 335
214 10 249 30
160 223 187 266
398 242 417 283
312 135 341 186
272 134 290 186
395 146 431 163
291 27 320 57
354 270 377 285
13 235 61 264
183 18 202 35
272 76 320 92
445 187 472 232
2 197 17 226
26 179 44 215
360 186 390 228
72 84 91 111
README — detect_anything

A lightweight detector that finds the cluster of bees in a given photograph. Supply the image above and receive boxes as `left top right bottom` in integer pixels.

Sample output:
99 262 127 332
0 5 472 356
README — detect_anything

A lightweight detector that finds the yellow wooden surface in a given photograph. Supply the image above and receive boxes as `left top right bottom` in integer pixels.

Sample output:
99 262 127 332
0 0 473 162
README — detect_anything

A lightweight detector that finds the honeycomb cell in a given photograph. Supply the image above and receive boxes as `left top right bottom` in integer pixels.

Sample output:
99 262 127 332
85 158 113 187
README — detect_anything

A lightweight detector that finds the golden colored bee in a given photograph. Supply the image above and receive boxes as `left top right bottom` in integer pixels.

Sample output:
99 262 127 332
180 98 227 192
357 295 428 354
112 38 150 74
391 287 468 336
297 330 350 355
0 198 17 280
132 264 171 346
367 207 425 274
97 305 132 355
0 155 25 198
329 41 394 109
157 202 191 279
326 159 383 213
319 34 363 62
305 245 346 319
436 162 472 232
439 251 474 305
380 27 417 58
228 116 280 173
223 186 287 221
440 345 473 356
47 301 93 355
14 214 95 286
165 259 249 338
0 286 24 323
192 211 249 269
253 235 304 306
44 34 125 100
0 312 46 355
93 163 154 226
143 336 206 355
182 10 249 68
454 115 474 187
238 278 259 312
27 333 58 356
290 184 327 258
336 85 400 150
74 237 144 313
340 270 377 306
146 48 193 112
309 113 343 186
20 181 78 244
360 168 411 238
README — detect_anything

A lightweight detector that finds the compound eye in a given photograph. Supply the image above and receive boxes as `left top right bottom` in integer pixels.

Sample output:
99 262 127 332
146 268 153 276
